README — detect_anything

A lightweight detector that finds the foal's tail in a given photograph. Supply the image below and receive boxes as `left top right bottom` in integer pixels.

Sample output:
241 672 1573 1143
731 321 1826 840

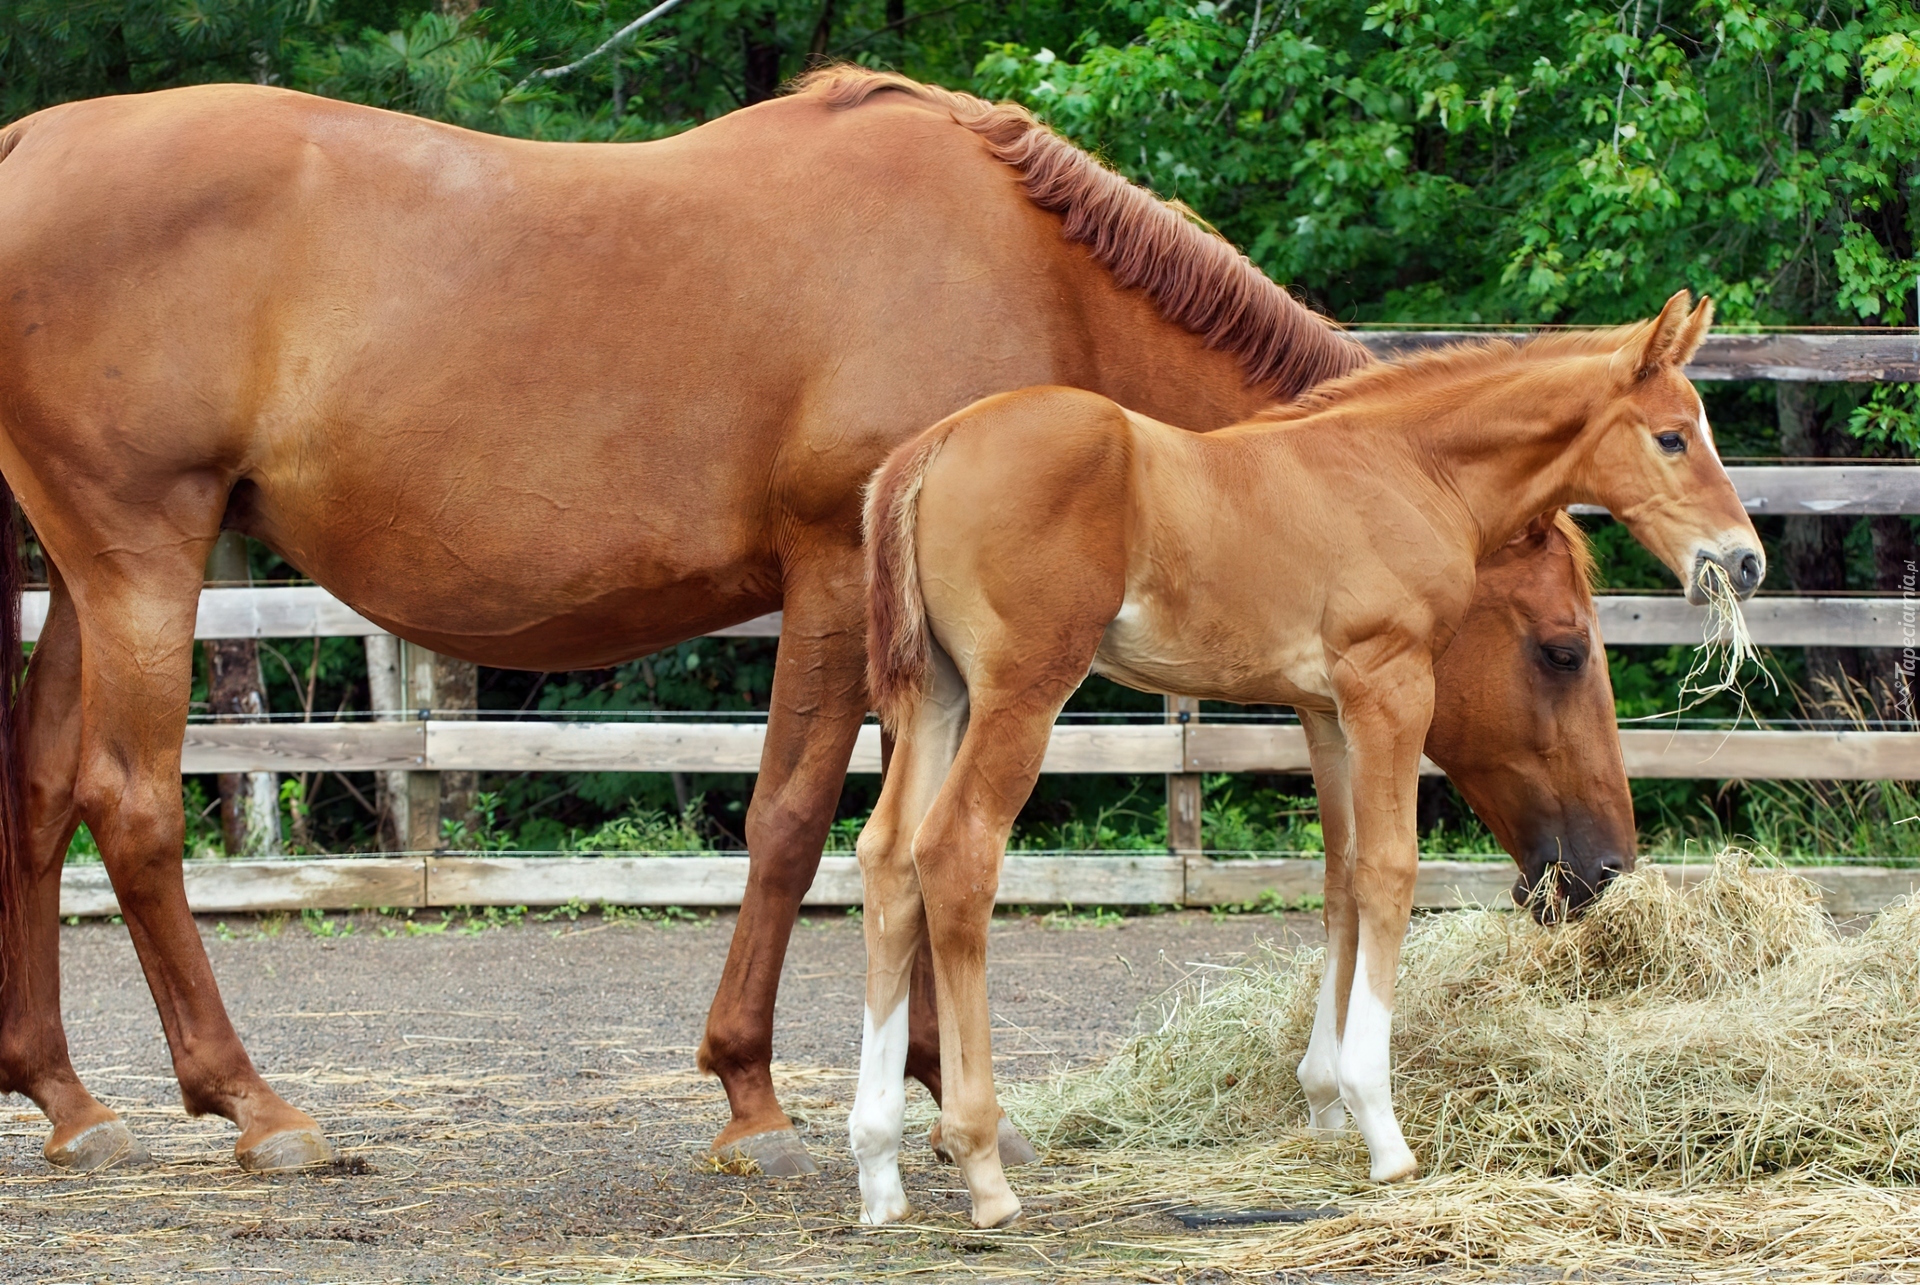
864 428 951 731
0 475 27 967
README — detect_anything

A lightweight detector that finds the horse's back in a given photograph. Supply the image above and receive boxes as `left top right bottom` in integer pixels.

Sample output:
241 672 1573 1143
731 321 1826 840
0 86 1110 664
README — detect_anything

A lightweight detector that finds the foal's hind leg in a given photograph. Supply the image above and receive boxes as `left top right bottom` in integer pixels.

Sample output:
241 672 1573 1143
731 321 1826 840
849 648 967 1224
66 553 331 1171
0 570 148 1169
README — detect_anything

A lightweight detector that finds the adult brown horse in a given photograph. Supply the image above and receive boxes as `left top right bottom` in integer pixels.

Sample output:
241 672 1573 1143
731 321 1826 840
0 69 1628 1176
853 298 1757 1226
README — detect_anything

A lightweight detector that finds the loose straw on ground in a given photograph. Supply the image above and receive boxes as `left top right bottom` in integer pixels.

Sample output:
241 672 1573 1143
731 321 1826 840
1002 851 1920 1279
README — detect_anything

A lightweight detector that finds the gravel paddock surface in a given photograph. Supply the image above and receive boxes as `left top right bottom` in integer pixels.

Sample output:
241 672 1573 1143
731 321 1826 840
0 908 1324 1283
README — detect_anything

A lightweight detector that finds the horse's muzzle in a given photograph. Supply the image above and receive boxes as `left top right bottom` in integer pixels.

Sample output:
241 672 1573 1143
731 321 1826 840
1513 852 1627 924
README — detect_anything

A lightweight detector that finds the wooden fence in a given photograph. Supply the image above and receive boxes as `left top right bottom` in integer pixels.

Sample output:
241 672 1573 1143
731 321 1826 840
54 852 1920 919
41 329 1920 914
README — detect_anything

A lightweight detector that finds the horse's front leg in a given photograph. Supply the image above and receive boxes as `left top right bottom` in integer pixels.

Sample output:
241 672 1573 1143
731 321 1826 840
699 553 867 1178
1295 709 1356 1136
1330 657 1432 1184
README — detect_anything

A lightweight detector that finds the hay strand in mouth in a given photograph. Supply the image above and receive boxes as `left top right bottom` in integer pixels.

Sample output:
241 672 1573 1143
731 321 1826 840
1630 558 1777 722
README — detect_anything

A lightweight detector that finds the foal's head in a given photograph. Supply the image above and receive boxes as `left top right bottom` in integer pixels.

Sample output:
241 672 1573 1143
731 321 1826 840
1426 513 1634 920
1581 291 1763 605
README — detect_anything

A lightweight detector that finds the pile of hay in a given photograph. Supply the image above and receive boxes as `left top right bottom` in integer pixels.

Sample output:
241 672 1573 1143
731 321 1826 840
1005 852 1920 1277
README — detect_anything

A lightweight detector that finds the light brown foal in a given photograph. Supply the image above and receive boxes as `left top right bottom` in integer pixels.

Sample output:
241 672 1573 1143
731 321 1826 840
851 293 1760 1227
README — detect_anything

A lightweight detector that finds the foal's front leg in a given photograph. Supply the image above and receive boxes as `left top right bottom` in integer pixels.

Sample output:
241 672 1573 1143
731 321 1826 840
1329 666 1430 1184
1295 710 1357 1136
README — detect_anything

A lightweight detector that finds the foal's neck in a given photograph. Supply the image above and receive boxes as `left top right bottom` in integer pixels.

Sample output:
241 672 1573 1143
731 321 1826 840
1319 356 1608 560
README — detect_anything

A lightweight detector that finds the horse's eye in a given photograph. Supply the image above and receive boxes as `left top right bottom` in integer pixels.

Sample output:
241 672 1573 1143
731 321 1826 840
1657 431 1686 454
1541 644 1584 672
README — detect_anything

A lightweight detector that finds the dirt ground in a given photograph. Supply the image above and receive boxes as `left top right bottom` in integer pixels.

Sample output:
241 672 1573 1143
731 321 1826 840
0 906 1328 1284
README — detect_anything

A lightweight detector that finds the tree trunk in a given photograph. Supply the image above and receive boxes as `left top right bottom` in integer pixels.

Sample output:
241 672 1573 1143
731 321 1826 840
434 653 480 841
743 5 782 103
203 533 280 858
1868 515 1919 724
1775 383 1860 702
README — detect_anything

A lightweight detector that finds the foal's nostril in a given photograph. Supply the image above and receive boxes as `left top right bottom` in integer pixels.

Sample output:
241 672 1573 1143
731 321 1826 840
1734 551 1763 595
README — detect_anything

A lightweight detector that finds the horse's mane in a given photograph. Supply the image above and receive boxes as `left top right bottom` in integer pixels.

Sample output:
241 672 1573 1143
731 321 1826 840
792 67 1370 400
1251 326 1645 424
1552 510 1600 592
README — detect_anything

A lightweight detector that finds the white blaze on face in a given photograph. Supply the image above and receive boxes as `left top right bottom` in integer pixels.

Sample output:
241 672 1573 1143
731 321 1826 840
1335 945 1417 1183
848 1000 912 1224
1698 405 1721 462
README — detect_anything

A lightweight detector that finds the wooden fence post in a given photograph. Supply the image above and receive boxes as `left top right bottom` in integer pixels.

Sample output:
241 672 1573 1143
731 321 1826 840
364 634 409 850
1166 695 1202 856
402 641 442 852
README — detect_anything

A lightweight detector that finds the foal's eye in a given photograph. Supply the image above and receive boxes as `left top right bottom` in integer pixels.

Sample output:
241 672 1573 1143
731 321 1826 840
1656 431 1686 454
1541 644 1584 673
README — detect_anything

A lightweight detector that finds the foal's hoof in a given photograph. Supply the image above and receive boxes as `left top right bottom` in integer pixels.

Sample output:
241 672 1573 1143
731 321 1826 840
711 1127 818 1178
930 1117 1039 1168
237 1128 336 1173
45 1119 150 1172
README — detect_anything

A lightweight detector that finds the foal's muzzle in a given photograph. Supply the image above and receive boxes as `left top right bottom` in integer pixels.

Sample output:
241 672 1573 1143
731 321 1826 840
1688 547 1765 604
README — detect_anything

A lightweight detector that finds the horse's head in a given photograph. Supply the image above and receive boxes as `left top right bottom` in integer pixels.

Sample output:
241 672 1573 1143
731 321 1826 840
1585 291 1763 605
1426 512 1635 921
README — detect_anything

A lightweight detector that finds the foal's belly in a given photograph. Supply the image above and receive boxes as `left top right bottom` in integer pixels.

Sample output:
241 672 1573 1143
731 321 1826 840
1092 597 1333 709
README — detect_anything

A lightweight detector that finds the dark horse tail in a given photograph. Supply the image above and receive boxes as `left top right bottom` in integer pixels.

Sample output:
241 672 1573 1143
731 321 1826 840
0 474 26 972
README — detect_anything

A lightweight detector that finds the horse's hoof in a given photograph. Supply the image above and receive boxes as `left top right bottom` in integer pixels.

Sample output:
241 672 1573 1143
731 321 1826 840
236 1128 336 1173
996 1117 1039 1167
45 1120 150 1172
712 1127 818 1178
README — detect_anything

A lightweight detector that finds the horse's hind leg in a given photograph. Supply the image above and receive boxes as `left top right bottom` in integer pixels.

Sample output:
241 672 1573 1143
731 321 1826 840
0 569 148 1169
849 646 966 1224
66 551 331 1171
699 554 867 1177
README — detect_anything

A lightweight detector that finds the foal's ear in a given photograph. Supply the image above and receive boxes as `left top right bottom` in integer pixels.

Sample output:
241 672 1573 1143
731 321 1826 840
1629 289 1700 379
1669 294 1714 367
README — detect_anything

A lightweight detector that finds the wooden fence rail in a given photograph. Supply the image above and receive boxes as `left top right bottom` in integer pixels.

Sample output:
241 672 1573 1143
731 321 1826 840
21 587 1920 649
1357 330 1920 382
53 853 1920 919
176 718 1920 781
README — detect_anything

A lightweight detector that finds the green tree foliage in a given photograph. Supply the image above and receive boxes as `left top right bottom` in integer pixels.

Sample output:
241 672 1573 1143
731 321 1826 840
976 0 1918 334
5 1 1917 853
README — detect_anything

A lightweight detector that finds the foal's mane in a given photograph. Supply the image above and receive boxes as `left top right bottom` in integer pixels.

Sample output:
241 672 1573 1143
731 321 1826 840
793 67 1369 400
1250 326 1643 424
1246 329 1612 596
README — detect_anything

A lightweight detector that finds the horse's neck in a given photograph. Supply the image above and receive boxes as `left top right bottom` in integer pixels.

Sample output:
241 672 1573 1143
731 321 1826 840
1078 299 1284 430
